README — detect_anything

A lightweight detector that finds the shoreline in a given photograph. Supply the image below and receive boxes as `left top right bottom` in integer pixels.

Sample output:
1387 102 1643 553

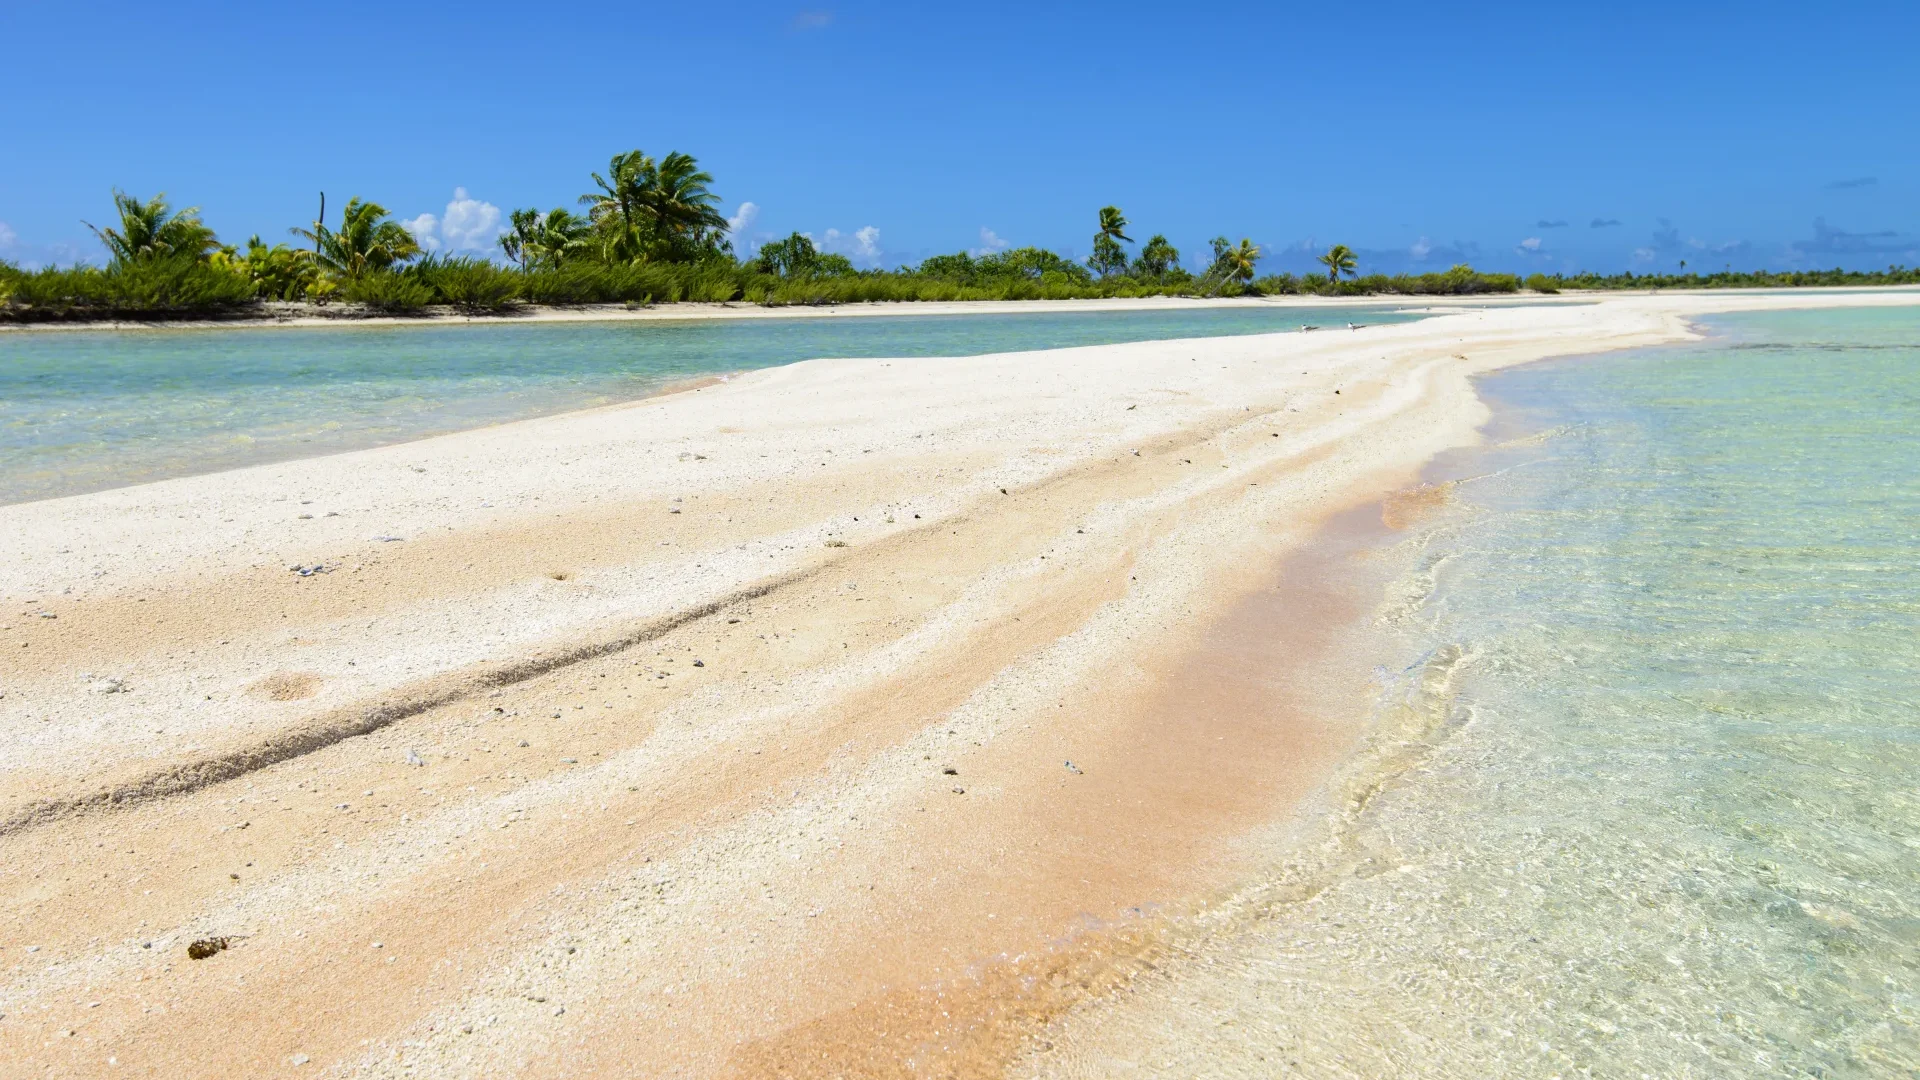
0 370 737 511
999 345 1601 1079
2 291 1916 1075
4 284 1918 336
1009 299 1920 1078
0 293 1484 334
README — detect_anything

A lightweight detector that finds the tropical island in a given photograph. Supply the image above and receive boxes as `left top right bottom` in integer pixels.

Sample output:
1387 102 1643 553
3 148 1916 324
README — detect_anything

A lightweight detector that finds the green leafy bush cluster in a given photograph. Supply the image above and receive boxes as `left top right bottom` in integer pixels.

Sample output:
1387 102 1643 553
1 256 256 321
1528 266 1920 290
8 162 1917 324
1254 264 1524 296
341 270 435 313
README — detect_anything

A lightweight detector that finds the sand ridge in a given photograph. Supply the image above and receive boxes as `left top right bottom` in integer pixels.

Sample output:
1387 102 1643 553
0 291 1913 1077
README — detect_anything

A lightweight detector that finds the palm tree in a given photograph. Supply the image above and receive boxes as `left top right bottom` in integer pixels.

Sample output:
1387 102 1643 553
501 208 592 269
290 198 421 279
84 191 219 264
1317 243 1357 282
1214 237 1260 284
645 151 729 256
500 208 541 267
1089 205 1132 276
577 150 729 262
1199 237 1260 294
580 150 656 261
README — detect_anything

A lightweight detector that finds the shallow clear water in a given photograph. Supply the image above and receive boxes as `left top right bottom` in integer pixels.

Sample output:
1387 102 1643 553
0 304 1419 505
1048 305 1920 1077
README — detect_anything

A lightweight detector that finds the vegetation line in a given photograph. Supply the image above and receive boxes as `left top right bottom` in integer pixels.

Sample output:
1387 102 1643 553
6 153 1917 324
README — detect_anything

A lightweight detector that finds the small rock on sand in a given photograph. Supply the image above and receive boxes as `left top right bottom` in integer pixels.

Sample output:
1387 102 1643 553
187 937 231 960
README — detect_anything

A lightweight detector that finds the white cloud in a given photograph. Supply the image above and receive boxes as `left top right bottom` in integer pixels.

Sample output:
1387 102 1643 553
727 201 759 237
0 221 16 251
1518 237 1542 251
402 188 505 255
817 225 884 265
401 213 443 253
1409 236 1432 260
971 227 1008 256
440 188 502 252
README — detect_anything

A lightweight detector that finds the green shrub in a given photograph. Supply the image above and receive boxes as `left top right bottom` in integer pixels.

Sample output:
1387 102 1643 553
2 266 109 319
1526 267 1920 291
0 256 256 321
109 255 258 311
343 271 435 313
1248 265 1522 298
521 263 619 304
409 255 522 312
222 239 325 301
686 263 743 302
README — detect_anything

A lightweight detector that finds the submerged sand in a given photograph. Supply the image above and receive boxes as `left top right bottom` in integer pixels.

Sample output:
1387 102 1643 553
0 290 1912 1077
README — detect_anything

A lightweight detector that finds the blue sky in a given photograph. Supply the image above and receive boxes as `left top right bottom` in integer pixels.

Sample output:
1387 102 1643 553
3 1 1915 275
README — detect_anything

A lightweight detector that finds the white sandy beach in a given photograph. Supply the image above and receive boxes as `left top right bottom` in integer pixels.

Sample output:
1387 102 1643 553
0 289 1914 1078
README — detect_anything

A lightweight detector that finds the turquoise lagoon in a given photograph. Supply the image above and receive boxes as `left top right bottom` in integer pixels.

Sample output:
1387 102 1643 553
0 303 1419 505
1077 305 1920 1078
